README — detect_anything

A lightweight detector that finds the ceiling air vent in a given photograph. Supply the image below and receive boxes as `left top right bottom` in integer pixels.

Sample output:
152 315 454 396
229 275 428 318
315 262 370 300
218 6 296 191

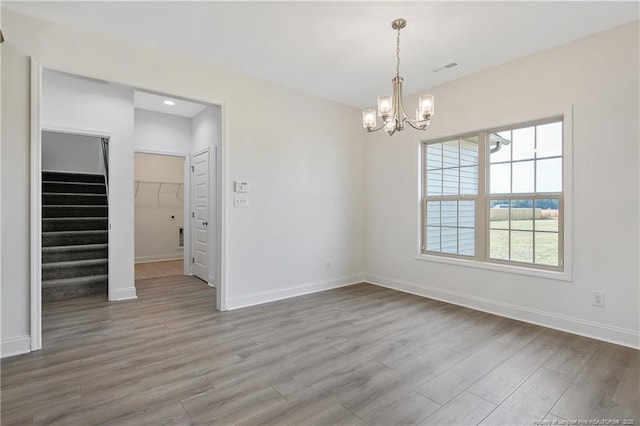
433 62 458 73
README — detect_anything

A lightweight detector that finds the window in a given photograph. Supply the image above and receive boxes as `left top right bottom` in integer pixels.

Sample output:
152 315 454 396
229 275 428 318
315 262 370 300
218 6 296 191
422 117 564 271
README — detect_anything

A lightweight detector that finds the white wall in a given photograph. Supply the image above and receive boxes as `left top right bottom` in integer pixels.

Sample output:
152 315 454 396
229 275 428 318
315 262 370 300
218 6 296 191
192 105 221 151
364 21 639 348
134 153 185 263
1 8 365 355
226 87 364 306
0 44 32 357
42 69 136 301
42 131 104 174
134 108 192 155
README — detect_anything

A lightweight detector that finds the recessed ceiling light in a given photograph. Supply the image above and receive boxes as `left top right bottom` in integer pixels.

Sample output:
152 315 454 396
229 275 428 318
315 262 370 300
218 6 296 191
164 100 175 106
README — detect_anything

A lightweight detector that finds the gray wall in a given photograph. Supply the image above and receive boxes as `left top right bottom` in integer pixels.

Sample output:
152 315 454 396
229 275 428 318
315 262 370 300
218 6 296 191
42 131 104 174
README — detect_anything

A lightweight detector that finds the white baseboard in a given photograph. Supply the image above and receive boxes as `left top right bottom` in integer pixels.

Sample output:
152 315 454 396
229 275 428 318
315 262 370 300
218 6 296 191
207 275 216 289
135 255 183 264
226 273 364 310
365 273 640 350
113 286 137 301
1 335 31 358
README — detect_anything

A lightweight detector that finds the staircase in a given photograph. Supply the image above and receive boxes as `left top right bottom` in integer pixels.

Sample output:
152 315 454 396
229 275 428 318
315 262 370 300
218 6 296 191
42 171 108 301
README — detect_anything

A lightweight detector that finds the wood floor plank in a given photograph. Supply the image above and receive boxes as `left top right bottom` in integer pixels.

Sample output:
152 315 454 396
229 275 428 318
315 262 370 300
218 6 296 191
549 342 636 421
361 391 440 425
33 376 212 425
297 403 363 426
135 260 184 279
416 341 519 405
103 402 190 426
0 409 36 426
346 369 437 421
543 412 567 423
182 386 286 425
542 333 600 377
479 367 573 425
606 352 640 420
379 344 466 376
2 276 638 425
206 337 346 389
238 393 360 426
438 313 515 355
420 391 497 426
467 328 569 404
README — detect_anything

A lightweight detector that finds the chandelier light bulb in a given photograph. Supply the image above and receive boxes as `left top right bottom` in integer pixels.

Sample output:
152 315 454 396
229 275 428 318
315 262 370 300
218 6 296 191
378 96 392 119
419 94 435 117
363 109 377 129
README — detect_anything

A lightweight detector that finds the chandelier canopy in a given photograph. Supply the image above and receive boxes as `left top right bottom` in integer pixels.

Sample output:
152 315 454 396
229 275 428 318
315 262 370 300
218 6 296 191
362 18 434 136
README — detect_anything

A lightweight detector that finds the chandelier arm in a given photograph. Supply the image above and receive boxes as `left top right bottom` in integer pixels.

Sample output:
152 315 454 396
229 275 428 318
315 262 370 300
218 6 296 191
366 121 391 133
402 118 430 130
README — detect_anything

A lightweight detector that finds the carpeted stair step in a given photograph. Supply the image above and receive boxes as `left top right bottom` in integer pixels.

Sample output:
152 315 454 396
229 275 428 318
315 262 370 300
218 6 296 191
42 258 108 280
43 217 108 232
43 193 107 206
42 171 105 184
42 275 108 302
43 205 108 218
42 244 108 263
43 181 106 194
43 230 108 247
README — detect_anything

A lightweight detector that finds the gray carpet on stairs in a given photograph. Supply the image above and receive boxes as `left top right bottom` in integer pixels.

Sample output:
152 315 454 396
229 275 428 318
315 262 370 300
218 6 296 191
42 171 109 302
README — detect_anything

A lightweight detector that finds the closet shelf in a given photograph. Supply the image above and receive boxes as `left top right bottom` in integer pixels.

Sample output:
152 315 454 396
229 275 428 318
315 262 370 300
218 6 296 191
134 180 183 199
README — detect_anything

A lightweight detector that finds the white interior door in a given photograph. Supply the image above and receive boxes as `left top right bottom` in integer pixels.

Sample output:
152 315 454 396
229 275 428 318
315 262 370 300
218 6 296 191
191 149 209 281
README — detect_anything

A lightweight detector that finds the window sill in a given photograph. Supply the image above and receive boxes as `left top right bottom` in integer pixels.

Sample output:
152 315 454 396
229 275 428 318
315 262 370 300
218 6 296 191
414 253 572 282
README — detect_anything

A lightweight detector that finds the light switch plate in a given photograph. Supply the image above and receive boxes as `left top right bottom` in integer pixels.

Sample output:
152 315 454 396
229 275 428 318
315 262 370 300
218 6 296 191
235 181 248 193
234 195 249 207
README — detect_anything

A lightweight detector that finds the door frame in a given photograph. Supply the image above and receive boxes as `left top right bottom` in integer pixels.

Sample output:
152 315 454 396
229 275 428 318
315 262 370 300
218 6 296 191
31 62 115 351
30 61 228 352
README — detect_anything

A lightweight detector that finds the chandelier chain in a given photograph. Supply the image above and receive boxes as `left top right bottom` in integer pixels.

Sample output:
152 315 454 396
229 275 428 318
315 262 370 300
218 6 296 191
396 26 401 78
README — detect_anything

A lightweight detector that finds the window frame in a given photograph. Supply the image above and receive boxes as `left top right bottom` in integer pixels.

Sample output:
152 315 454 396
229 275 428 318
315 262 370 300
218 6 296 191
417 112 572 281
421 132 481 259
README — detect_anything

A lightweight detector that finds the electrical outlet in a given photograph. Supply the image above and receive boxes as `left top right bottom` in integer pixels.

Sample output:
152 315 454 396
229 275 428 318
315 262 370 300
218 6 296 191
592 291 605 307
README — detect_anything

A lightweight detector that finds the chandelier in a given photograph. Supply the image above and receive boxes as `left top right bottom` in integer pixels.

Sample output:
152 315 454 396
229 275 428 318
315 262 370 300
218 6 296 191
362 19 434 136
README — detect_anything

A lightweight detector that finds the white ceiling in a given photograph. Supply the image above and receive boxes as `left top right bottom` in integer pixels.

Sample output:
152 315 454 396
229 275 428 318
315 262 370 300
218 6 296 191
134 91 208 118
5 2 638 108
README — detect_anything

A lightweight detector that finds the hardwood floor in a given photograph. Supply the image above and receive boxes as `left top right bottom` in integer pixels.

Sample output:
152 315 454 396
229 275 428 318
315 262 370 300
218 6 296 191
1 277 638 425
135 259 184 280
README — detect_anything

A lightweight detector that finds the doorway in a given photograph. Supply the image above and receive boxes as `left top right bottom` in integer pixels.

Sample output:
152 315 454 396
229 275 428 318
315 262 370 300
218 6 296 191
30 65 226 351
133 152 186 280
41 130 110 302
